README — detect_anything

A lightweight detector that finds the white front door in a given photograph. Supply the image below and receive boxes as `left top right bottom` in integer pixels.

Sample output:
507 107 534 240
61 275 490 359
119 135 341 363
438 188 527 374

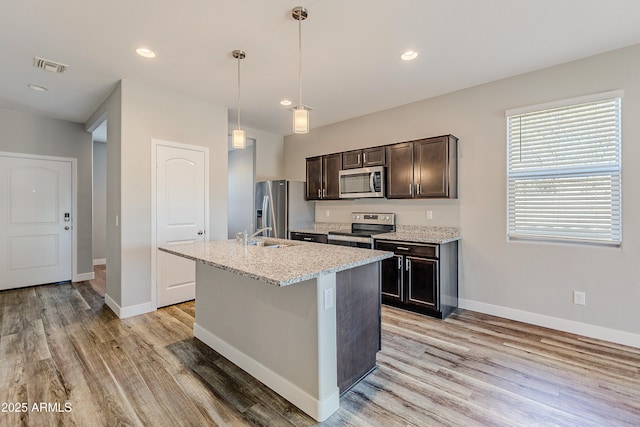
0 154 73 290
156 144 207 307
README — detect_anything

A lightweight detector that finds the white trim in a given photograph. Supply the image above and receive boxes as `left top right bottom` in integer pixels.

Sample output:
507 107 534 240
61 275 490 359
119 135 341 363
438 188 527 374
0 151 78 285
105 293 155 319
73 272 94 282
194 323 340 422
505 89 624 116
93 258 106 266
150 139 210 309
459 298 640 349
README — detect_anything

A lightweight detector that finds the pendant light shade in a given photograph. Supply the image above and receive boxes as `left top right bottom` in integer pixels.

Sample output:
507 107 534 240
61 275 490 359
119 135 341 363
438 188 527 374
292 7 310 134
232 49 246 149
293 106 309 134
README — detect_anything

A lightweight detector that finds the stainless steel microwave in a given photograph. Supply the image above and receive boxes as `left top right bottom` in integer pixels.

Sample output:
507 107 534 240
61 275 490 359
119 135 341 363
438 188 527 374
339 166 385 198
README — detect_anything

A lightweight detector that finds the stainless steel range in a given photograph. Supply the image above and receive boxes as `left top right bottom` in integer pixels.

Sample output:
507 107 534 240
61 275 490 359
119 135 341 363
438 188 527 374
327 212 395 248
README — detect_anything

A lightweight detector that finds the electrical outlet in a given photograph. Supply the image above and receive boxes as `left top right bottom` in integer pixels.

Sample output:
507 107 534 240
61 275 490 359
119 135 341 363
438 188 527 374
573 291 586 305
426 210 433 220
325 210 330 217
324 288 334 311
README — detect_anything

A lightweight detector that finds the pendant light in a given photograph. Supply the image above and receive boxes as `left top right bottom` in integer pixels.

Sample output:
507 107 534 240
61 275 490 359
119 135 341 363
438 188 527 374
292 6 310 134
232 49 246 149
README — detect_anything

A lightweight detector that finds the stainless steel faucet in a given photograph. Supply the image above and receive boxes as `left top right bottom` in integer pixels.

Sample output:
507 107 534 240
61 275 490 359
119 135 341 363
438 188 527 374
245 227 272 245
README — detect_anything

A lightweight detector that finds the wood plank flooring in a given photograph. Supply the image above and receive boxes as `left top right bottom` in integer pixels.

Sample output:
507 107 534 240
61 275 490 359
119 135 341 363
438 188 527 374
0 279 639 426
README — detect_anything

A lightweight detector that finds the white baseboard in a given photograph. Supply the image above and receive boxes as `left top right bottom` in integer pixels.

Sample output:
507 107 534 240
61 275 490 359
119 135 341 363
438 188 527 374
73 272 94 282
105 294 156 319
459 298 640 349
194 323 340 422
93 258 106 266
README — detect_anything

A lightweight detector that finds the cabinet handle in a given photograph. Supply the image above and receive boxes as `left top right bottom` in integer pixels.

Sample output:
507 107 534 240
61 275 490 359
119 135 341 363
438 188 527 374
397 257 402 270
318 188 321 198
406 258 411 271
417 183 421 195
322 188 326 198
396 246 410 251
410 184 413 196
357 154 361 164
363 152 367 164
303 237 313 241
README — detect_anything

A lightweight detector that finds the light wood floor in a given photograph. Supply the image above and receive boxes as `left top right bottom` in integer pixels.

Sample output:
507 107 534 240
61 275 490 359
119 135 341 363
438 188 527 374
0 280 639 426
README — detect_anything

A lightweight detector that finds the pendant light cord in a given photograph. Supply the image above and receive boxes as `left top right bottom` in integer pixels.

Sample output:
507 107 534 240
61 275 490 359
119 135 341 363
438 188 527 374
237 56 241 129
298 14 303 107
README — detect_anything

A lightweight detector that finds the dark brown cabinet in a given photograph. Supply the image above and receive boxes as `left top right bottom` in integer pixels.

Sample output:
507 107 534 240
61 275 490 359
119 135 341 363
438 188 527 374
305 153 341 200
414 136 457 198
375 239 458 319
342 147 386 169
385 142 414 198
386 135 458 199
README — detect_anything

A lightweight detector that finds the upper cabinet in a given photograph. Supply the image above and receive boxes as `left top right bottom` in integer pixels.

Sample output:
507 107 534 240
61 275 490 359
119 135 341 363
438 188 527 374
306 153 342 200
342 146 386 169
413 136 457 198
306 134 457 200
385 142 414 198
386 135 458 199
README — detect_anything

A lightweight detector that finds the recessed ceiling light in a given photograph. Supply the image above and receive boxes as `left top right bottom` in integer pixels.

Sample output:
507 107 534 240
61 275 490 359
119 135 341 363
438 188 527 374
280 99 292 106
28 84 48 92
136 48 156 58
401 50 418 61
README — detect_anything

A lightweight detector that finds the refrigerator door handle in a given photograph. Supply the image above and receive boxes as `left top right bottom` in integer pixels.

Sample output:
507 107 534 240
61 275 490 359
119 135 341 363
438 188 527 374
266 184 278 238
262 196 270 236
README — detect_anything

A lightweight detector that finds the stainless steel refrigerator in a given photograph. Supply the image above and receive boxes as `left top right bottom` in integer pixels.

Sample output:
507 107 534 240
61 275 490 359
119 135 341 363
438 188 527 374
255 180 314 239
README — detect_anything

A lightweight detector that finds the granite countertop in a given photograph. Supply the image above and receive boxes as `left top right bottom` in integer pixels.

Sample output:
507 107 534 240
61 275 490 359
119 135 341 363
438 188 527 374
159 238 392 287
292 222 461 244
289 222 350 235
374 225 461 244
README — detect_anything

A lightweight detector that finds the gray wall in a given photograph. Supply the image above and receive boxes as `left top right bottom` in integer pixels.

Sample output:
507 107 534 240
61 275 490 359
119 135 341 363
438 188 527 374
284 43 640 340
87 79 228 313
92 141 107 262
0 109 93 277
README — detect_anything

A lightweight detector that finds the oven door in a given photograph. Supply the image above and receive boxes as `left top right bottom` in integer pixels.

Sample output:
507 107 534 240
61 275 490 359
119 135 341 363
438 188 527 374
339 166 385 199
327 234 373 249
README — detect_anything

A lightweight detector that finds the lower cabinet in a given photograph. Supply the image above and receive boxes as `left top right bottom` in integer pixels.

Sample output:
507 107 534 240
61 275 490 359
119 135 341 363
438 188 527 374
289 231 328 244
374 239 458 319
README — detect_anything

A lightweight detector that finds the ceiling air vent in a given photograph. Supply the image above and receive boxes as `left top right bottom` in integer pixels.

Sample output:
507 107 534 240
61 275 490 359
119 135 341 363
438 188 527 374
33 56 69 73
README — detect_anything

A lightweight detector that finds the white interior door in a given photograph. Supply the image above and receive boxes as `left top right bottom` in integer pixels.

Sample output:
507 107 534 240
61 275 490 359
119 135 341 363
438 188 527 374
156 145 206 307
0 155 72 290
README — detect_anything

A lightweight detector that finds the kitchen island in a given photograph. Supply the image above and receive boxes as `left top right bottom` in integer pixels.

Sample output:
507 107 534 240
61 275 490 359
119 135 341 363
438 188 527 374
159 238 392 422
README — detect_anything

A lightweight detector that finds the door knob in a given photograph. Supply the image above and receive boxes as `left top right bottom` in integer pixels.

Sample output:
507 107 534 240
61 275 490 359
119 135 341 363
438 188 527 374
197 230 204 235
64 226 70 230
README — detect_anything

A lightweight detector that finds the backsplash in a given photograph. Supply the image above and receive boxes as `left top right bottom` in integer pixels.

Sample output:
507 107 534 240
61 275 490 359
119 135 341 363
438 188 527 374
313 199 460 227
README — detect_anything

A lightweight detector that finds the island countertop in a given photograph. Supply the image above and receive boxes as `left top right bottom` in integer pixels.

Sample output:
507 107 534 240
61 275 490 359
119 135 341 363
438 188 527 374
159 238 393 287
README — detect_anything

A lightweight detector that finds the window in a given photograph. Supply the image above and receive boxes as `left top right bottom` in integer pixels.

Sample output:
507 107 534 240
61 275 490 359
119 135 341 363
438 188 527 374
506 91 622 245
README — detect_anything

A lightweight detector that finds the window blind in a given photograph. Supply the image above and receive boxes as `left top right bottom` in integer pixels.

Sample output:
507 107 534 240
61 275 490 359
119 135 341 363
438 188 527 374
507 95 621 245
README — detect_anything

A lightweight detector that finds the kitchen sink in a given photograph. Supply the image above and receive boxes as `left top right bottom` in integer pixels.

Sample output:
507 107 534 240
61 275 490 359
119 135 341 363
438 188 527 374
249 239 299 248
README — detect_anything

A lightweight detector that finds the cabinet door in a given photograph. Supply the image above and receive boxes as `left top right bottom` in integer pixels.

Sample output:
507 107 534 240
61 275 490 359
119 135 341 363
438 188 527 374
323 153 342 199
306 157 322 200
342 150 363 169
414 136 454 198
385 142 414 198
405 256 438 309
380 255 403 302
362 146 385 167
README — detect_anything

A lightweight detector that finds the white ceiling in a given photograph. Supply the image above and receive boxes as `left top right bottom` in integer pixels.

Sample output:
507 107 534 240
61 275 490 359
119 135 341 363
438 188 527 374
2 0 640 136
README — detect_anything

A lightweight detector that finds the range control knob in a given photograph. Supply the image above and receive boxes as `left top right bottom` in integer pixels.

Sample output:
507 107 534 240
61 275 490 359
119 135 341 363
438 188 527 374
385 216 390 221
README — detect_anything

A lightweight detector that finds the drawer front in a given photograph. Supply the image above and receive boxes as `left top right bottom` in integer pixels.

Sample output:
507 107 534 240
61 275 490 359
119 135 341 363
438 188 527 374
290 232 328 244
374 240 438 258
